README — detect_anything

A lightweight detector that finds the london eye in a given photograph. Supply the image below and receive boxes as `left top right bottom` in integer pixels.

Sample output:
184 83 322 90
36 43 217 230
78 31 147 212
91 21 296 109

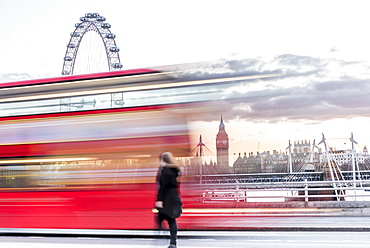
62 13 122 76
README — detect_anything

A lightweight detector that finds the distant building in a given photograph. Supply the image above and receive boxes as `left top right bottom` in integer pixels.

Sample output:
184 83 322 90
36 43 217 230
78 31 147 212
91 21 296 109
233 152 262 174
321 147 369 171
293 140 310 154
233 140 321 174
216 116 229 167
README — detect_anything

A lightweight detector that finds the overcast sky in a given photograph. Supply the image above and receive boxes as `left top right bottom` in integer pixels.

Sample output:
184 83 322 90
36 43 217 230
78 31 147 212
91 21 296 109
1 0 370 158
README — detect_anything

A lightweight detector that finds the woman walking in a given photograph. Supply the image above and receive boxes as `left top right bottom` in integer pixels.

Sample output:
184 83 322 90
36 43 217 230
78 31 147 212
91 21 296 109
155 152 182 248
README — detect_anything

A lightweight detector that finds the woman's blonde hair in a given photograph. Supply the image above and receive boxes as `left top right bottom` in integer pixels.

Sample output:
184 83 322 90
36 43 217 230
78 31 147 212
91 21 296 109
160 152 177 165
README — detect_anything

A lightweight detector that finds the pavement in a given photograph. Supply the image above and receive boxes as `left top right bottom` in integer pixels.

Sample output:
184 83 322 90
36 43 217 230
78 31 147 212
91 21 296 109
1 216 370 238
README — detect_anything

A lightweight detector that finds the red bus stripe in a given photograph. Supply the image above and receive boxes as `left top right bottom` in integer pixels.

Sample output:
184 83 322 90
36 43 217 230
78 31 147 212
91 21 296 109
0 135 190 158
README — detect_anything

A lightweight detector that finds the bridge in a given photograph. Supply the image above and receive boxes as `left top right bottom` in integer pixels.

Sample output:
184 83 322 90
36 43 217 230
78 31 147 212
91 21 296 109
197 171 370 184
183 171 370 202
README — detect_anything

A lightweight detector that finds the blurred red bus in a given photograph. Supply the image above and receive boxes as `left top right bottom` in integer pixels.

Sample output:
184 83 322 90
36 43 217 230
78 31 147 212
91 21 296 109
0 69 195 230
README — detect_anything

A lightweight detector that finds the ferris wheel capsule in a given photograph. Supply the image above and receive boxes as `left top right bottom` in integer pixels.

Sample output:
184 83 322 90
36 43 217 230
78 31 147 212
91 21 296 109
106 33 116 39
64 56 73 61
67 43 76 48
70 32 80 37
101 23 111 29
97 16 106 22
80 17 89 22
109 47 120 52
85 13 93 18
112 63 123 69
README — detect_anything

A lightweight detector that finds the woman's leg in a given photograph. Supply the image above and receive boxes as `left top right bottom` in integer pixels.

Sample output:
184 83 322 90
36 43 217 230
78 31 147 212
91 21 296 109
157 212 165 230
166 217 177 245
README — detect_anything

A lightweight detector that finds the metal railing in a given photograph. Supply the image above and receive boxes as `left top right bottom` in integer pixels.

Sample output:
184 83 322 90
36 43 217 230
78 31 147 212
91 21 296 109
188 179 370 202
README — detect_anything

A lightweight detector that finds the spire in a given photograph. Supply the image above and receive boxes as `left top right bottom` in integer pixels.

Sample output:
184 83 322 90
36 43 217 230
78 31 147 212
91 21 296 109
219 115 225 130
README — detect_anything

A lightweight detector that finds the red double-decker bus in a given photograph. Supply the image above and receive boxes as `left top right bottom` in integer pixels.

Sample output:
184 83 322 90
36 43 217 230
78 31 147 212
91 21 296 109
0 69 197 230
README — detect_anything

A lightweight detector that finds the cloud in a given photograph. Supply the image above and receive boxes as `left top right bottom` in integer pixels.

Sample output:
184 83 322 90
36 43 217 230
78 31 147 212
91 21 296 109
224 58 262 72
330 47 339 53
223 77 370 122
178 54 370 123
0 73 31 83
275 54 325 68
176 54 328 81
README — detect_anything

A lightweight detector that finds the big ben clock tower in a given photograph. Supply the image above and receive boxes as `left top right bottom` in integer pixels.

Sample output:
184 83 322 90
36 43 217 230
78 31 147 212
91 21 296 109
216 116 229 167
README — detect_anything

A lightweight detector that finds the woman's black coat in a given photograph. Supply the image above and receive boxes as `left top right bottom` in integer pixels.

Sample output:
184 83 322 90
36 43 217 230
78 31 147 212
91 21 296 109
156 164 182 218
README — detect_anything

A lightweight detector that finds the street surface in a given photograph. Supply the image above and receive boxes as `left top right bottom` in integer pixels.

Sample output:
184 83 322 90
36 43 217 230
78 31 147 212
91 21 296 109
1 231 370 248
1 216 370 247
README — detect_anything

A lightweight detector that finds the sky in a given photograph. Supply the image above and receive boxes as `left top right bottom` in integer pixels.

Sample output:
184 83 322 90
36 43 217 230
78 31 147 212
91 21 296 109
1 0 370 163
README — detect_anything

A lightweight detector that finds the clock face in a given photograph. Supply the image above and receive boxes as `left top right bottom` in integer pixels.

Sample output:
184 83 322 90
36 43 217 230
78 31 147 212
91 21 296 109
217 140 228 146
